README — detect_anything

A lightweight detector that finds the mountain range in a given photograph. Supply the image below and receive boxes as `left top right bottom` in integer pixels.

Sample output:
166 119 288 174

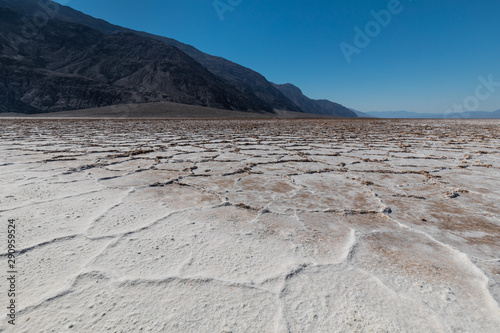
274 83 356 117
0 0 355 116
361 110 500 119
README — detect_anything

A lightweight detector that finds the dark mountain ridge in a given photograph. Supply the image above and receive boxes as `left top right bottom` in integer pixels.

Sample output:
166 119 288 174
1 0 302 113
0 7 273 113
1 0 357 117
273 83 357 117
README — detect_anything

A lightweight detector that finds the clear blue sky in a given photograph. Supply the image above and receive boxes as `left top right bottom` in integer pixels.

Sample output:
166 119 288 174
54 0 500 113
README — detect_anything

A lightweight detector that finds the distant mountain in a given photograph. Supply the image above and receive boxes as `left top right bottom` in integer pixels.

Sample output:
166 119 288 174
366 110 500 119
350 109 375 118
0 7 273 113
273 83 357 117
1 0 302 113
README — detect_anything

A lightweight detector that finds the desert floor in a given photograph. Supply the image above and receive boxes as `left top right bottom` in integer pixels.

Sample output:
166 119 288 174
1 119 499 332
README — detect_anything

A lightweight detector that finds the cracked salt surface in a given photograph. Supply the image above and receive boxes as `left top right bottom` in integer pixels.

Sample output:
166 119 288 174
1 118 499 332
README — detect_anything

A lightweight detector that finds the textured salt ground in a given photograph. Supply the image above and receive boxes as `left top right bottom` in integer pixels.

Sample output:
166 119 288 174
0 119 500 332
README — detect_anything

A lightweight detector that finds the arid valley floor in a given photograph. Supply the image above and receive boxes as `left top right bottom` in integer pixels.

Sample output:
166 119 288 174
1 119 499 332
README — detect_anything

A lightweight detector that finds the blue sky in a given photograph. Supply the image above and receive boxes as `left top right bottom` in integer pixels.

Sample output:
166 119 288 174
54 0 500 113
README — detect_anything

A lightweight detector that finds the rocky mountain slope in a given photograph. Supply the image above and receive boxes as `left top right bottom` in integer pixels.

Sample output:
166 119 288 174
274 83 357 117
1 0 302 113
0 7 273 113
1 0 357 116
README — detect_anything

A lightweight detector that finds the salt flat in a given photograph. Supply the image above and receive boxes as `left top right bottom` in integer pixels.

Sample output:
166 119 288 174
1 118 499 332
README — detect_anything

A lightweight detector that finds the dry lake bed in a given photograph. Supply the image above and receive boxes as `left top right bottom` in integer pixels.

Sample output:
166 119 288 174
1 118 499 332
